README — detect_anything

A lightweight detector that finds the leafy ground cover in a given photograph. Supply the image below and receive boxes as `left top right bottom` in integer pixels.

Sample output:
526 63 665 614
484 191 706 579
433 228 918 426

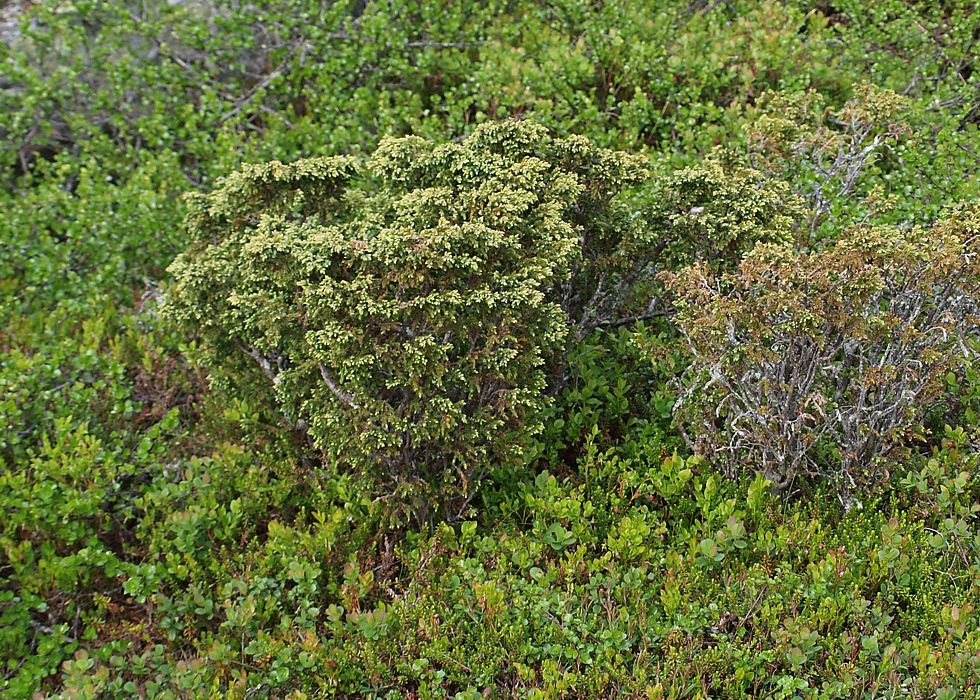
1 1 978 697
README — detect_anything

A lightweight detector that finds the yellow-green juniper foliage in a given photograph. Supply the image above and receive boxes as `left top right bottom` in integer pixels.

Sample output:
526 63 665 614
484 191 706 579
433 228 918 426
165 122 646 519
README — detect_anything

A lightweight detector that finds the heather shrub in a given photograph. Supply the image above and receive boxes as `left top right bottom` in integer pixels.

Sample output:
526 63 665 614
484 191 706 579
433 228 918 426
164 121 647 522
666 209 980 502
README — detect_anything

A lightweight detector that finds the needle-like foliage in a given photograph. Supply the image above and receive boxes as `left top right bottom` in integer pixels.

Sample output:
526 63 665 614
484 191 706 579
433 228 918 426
165 121 647 521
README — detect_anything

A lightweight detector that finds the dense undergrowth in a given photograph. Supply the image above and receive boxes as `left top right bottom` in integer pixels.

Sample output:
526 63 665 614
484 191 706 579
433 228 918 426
1 1 979 698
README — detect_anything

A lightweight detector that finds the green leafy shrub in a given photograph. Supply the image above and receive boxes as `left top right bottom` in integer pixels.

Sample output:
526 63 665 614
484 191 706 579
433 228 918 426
748 84 911 239
0 410 180 696
164 121 647 522
745 81 980 241
901 425 980 565
644 157 800 270
666 211 980 501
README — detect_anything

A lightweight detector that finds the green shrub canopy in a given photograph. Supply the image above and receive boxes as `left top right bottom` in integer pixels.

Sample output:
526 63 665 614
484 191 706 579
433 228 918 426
165 121 646 519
